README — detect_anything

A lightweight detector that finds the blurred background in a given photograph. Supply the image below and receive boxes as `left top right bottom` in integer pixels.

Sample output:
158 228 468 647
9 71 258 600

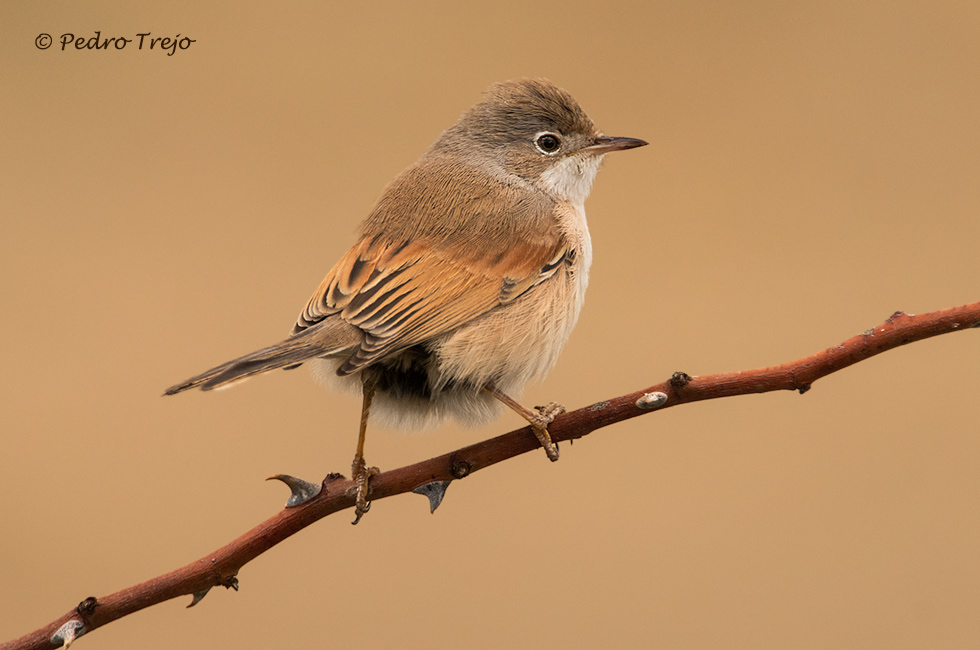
2 1 979 648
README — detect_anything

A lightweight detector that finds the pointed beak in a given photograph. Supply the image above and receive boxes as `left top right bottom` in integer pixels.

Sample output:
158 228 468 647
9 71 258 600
583 135 649 155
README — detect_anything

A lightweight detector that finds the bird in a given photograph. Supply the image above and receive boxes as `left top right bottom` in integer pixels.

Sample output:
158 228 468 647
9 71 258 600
165 78 647 522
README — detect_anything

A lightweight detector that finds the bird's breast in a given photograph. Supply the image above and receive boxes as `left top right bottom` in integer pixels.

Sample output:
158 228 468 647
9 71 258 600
428 201 592 395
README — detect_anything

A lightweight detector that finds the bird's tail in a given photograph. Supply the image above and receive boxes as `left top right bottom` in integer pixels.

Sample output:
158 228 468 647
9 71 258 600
164 320 361 395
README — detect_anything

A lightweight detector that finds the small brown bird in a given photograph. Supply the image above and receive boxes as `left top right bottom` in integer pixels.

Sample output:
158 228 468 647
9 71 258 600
166 79 646 520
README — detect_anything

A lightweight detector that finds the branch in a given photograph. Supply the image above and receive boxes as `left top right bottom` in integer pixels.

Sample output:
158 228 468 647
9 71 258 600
5 302 979 650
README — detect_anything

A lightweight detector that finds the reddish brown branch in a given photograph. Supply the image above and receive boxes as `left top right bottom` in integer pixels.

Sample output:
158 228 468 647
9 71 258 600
4 302 978 650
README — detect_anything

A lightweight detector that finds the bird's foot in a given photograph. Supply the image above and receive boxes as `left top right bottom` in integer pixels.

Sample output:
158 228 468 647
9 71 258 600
349 455 380 525
531 402 565 462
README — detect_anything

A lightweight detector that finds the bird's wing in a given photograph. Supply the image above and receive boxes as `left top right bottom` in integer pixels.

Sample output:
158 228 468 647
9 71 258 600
293 231 568 375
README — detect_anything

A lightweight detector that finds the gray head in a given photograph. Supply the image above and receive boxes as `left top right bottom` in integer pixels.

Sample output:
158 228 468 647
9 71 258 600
434 79 647 204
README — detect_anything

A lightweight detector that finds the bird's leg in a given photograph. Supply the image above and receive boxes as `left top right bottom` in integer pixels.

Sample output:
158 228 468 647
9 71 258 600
350 379 380 524
484 382 563 462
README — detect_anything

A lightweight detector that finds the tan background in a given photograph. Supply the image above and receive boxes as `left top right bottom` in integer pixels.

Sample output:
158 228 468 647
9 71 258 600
2 1 979 648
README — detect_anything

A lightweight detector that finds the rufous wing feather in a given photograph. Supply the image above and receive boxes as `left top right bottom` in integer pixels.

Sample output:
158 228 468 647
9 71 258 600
294 231 570 377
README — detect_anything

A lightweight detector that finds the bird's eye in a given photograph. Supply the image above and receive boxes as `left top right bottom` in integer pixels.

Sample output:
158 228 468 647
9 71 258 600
534 132 562 155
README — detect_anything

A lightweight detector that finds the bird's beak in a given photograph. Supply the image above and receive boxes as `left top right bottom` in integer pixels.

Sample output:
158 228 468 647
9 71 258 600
583 135 649 155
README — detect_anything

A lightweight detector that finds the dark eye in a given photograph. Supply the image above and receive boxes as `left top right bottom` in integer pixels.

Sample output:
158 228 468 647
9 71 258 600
535 132 561 154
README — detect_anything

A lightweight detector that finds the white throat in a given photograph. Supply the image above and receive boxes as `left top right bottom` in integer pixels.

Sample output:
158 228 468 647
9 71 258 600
537 154 603 207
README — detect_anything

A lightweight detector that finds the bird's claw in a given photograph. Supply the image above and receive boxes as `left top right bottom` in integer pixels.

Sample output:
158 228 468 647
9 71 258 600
531 402 565 461
350 456 380 524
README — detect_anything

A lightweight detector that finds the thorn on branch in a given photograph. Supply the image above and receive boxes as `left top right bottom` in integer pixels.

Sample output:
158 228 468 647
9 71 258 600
266 474 323 507
51 620 85 648
187 587 211 608
412 480 452 513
